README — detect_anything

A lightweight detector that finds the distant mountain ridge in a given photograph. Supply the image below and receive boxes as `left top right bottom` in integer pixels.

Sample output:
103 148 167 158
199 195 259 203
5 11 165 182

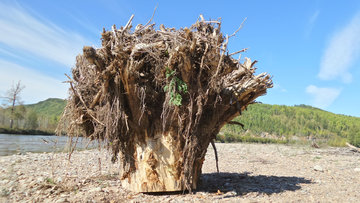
222 103 360 139
25 98 67 118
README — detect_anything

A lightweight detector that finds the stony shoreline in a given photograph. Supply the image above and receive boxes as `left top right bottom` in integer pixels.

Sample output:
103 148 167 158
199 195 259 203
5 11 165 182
1 143 360 202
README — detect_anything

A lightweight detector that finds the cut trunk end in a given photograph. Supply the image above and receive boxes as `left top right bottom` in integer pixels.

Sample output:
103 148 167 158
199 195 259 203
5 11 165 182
119 132 200 192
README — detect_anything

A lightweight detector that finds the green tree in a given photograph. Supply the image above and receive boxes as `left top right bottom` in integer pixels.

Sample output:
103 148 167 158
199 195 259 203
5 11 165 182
0 106 5 126
13 105 26 128
26 110 38 130
1 80 25 128
348 124 360 147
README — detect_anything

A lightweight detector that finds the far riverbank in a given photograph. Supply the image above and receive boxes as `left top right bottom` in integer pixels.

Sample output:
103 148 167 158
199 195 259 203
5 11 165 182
0 127 54 135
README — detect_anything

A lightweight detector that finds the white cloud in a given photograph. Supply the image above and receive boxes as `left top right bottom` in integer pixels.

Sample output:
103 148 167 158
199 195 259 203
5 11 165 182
0 2 88 67
319 13 360 83
305 10 320 37
273 83 287 92
0 60 68 104
306 85 341 109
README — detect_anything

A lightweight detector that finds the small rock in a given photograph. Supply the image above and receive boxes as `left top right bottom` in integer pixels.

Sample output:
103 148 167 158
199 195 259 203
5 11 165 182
314 165 323 172
57 177 63 183
37 177 45 183
315 179 322 183
354 168 360 172
90 187 102 193
56 198 69 203
16 170 23 175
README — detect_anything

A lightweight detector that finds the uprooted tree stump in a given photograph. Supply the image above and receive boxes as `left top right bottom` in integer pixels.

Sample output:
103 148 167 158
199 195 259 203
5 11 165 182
57 14 273 192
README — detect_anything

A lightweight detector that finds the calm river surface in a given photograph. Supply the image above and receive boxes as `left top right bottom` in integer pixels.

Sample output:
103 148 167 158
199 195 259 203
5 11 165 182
0 134 98 156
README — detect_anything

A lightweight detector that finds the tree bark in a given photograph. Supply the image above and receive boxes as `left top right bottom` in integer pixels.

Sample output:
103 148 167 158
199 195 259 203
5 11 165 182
119 132 200 192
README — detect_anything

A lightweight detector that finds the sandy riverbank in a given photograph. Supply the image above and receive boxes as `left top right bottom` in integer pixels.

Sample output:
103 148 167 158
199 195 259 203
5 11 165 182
1 143 360 202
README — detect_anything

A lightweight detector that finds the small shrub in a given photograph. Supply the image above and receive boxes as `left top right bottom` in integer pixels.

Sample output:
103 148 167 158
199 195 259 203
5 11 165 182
217 131 288 145
224 132 236 143
45 177 55 184
235 134 243 142
216 134 225 143
327 137 347 147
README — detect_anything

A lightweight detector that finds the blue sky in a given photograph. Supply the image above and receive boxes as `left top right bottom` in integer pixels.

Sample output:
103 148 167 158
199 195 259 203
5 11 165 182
1 0 360 117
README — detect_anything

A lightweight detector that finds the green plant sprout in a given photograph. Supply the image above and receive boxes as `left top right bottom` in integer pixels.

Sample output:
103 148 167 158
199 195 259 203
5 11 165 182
164 67 188 106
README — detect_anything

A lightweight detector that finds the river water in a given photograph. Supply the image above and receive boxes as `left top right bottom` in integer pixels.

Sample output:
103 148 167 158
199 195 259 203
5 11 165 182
0 134 98 156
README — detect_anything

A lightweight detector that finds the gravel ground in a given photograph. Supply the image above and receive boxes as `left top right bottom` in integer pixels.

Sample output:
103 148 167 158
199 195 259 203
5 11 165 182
1 143 360 202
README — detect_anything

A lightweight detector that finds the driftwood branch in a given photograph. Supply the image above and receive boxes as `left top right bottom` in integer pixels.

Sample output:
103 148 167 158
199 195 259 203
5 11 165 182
346 142 360 153
65 74 105 126
229 17 247 38
90 90 102 109
229 48 249 56
227 121 244 129
144 4 158 28
124 15 135 30
210 140 219 173
214 34 229 77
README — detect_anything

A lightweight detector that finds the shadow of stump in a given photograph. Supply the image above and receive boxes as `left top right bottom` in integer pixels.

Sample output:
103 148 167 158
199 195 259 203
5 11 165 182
197 172 313 196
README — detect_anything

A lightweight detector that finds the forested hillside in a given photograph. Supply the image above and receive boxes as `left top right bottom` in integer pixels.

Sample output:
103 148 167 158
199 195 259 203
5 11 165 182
1 98 360 147
0 98 66 132
222 103 360 140
25 98 67 130
25 98 66 118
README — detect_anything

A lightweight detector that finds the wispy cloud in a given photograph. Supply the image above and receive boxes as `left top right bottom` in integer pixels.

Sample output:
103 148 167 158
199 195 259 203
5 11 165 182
0 60 68 104
306 85 341 109
0 47 21 60
319 13 360 83
273 83 287 92
65 12 101 38
0 2 88 67
305 10 320 37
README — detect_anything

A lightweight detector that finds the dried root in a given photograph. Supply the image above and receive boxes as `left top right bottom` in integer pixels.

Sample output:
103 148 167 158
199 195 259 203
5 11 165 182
57 14 273 191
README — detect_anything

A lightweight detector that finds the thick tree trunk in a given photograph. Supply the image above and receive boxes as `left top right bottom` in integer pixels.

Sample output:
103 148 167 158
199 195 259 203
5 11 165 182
119 131 204 192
